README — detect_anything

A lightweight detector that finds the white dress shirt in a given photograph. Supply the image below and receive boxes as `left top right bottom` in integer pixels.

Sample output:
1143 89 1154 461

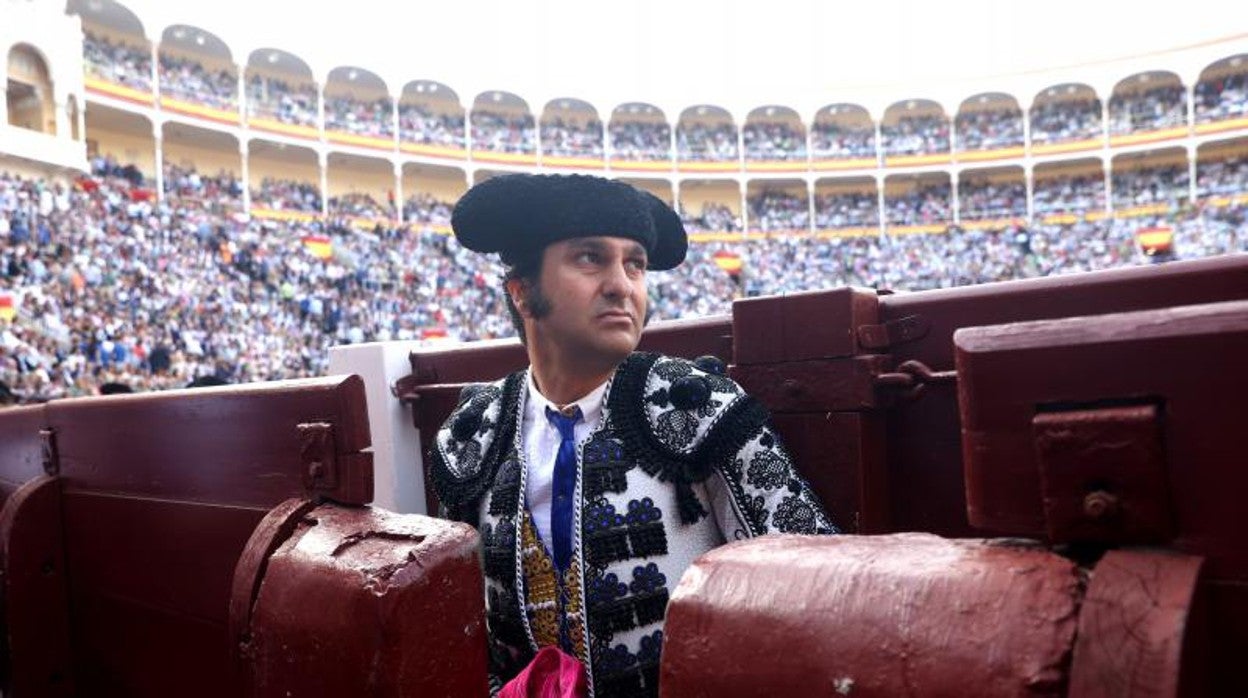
522 370 607 551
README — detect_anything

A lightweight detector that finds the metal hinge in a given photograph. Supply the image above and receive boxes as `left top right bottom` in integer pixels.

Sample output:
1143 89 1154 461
873 360 957 403
858 315 931 351
40 427 59 476
298 422 338 492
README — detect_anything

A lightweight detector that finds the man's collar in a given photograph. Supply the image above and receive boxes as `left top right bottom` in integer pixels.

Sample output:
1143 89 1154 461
525 369 608 423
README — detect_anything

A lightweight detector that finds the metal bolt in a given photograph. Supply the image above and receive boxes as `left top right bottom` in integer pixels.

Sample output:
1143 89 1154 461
1083 490 1120 520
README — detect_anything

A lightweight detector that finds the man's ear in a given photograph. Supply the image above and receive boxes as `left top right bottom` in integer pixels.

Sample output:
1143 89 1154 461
505 277 529 316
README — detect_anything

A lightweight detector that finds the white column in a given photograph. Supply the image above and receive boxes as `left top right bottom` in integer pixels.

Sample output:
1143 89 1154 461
739 180 749 236
1187 145 1198 205
806 179 816 235
75 95 86 142
240 141 251 212
877 174 887 237
951 172 960 225
1025 167 1035 223
153 129 164 202
236 63 246 123
394 162 404 224
319 150 329 218
54 96 70 138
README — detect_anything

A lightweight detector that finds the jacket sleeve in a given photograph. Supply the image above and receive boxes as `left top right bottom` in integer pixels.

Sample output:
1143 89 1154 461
703 419 839 539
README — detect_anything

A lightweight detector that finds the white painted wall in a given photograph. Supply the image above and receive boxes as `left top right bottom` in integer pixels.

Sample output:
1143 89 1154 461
328 340 427 514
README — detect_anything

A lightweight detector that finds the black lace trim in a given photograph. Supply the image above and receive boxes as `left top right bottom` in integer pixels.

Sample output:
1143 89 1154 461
608 353 771 524
428 372 525 516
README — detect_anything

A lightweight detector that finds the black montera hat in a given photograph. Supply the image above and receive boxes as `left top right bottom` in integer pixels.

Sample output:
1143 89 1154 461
451 174 687 270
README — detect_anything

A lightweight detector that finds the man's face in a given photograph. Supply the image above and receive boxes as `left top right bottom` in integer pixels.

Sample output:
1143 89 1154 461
524 236 649 366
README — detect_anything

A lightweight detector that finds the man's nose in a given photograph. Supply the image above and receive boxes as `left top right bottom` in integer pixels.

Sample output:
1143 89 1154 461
601 259 631 297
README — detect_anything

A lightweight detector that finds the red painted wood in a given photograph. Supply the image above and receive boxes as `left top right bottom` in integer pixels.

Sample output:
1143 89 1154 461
0 376 375 696
0 404 46 507
661 534 1080 697
47 375 372 507
733 287 879 364
880 255 1248 538
1069 550 1206 697
243 503 489 697
228 497 321 686
0 476 73 697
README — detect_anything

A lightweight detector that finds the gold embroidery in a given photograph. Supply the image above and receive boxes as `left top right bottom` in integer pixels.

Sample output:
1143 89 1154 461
563 557 588 659
520 512 560 647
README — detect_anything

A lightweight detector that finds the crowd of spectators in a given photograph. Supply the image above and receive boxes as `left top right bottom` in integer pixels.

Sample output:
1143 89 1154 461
743 122 807 161
246 74 318 126
955 108 1024 151
814 190 879 229
158 54 237 110
83 32 153 92
471 111 536 154
676 122 739 161
679 202 741 233
1030 97 1103 144
327 192 393 221
1108 85 1187 135
1195 71 1248 123
2 157 1245 403
324 95 394 138
163 162 243 212
402 193 454 226
959 178 1028 219
1197 156 1247 198
540 117 605 158
811 121 876 159
1033 174 1106 215
609 120 671 161
399 104 466 147
1111 164 1190 208
882 115 951 156
747 190 809 231
251 177 321 212
885 181 952 224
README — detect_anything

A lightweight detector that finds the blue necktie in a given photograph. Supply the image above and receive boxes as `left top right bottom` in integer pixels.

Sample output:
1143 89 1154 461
545 406 582 573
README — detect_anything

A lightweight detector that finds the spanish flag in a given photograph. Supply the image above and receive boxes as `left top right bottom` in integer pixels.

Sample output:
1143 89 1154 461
302 235 333 260
1136 226 1174 255
712 250 744 276
0 294 14 321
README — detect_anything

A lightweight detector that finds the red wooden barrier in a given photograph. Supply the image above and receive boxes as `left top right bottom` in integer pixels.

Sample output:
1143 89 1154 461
232 500 489 696
660 535 1205 697
0 376 373 696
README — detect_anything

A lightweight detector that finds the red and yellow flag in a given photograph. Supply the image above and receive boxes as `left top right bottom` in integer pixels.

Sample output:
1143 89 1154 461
302 235 333 260
1136 226 1174 254
0 295 15 321
712 250 744 275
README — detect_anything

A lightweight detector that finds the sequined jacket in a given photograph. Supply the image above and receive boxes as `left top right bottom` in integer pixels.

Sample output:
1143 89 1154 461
430 352 837 698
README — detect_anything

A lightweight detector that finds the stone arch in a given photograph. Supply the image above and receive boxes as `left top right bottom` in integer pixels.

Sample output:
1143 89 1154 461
7 43 56 134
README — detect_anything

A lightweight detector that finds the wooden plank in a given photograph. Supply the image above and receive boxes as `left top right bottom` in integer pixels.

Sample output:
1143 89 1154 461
1069 550 1205 697
46 375 371 506
60 492 265 696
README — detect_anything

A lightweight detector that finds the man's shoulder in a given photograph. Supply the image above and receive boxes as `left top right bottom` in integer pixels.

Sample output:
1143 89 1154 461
429 372 521 511
610 352 769 461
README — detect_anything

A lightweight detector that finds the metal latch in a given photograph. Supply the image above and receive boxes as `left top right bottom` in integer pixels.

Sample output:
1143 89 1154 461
40 427 59 476
858 315 930 351
1032 403 1173 544
298 422 338 492
873 360 957 403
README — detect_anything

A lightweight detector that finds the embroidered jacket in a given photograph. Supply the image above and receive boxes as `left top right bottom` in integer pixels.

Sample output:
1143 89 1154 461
430 352 837 697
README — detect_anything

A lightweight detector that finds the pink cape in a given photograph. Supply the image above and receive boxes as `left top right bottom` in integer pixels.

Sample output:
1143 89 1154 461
498 646 588 698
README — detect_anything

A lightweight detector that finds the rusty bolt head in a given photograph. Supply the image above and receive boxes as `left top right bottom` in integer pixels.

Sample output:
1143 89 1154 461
1083 490 1120 520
